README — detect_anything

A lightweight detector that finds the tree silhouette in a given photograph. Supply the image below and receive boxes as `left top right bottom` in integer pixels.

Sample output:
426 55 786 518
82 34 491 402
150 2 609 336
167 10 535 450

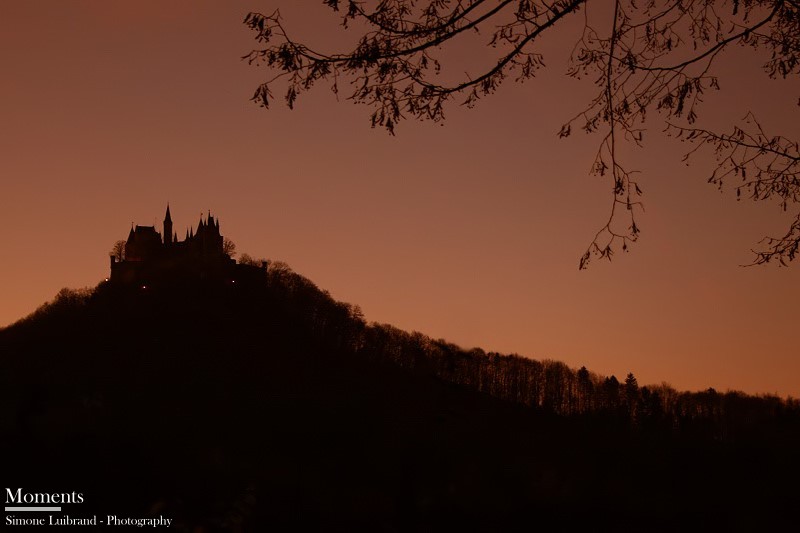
3 263 799 529
624 372 639 420
576 366 594 413
603 375 621 411
243 1 800 267
111 240 126 262
223 237 237 258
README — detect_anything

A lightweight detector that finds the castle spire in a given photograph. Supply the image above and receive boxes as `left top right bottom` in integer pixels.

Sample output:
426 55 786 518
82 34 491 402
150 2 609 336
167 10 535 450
163 203 173 245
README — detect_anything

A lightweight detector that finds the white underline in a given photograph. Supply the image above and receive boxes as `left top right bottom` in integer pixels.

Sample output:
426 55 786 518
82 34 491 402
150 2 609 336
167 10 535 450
5 506 62 511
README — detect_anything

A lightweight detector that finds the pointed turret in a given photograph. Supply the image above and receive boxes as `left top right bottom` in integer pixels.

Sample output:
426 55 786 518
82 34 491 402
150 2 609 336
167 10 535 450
163 204 173 245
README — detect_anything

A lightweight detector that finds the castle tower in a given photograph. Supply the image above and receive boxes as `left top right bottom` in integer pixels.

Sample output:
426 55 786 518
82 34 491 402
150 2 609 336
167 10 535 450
163 204 173 245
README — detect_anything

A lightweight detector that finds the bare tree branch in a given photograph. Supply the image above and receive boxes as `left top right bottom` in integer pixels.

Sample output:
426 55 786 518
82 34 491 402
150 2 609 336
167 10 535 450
244 0 800 267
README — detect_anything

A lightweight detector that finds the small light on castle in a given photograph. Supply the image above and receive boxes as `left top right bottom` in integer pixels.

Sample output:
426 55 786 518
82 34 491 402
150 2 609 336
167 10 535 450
141 285 147 290
104 278 109 282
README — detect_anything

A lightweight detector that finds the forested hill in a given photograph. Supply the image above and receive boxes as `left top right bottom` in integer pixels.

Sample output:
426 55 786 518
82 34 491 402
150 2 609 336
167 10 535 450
1 262 798 530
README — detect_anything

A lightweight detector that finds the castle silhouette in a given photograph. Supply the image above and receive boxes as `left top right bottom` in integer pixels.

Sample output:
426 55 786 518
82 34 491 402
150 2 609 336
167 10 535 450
110 204 264 286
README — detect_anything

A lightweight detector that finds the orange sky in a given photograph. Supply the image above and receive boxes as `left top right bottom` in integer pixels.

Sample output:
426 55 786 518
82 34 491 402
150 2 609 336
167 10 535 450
1 1 798 397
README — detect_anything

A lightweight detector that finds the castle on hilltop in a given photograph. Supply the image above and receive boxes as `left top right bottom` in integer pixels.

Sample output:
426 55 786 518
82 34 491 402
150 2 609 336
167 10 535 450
110 205 264 286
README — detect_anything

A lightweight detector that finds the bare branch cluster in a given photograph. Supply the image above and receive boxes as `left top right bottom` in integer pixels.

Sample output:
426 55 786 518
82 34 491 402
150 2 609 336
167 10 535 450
243 0 800 267
670 113 800 264
243 1 582 131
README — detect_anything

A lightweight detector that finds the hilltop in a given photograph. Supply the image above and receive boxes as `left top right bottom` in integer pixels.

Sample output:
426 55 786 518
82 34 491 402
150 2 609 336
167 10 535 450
1 263 798 531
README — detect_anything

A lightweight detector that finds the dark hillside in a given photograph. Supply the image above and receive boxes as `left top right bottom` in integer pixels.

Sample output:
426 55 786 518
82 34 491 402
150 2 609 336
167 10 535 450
1 267 798 531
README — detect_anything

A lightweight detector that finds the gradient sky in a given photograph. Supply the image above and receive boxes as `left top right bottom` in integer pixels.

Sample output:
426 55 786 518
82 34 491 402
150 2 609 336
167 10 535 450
1 1 798 396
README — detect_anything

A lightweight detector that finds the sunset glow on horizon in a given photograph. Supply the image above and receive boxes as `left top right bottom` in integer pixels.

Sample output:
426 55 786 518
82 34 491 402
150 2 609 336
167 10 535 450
1 1 798 397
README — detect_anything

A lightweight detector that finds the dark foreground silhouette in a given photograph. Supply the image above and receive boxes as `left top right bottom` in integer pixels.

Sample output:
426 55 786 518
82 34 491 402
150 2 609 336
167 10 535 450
1 265 798 531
